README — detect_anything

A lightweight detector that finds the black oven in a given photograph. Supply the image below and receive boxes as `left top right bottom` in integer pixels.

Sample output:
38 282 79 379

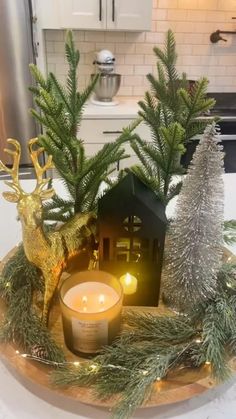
181 93 236 173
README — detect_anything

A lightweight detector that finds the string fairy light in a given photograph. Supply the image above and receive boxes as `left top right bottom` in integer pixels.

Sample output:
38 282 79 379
14 350 163 381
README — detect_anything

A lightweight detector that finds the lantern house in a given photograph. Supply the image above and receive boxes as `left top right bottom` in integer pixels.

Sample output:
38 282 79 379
98 172 167 306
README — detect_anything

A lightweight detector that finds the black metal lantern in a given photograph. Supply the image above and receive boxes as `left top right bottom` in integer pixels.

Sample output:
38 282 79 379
98 173 167 306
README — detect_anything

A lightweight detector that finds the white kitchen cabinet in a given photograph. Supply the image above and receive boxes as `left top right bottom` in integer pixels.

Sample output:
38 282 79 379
58 0 106 30
36 0 152 31
79 117 151 172
106 0 152 31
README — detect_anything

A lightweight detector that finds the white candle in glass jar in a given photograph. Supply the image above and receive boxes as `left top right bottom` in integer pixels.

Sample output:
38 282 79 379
60 271 123 356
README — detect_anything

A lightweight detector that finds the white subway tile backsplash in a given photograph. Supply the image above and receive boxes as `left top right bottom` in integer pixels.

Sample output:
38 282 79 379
125 32 146 43
158 0 178 9
54 42 66 53
115 43 136 54
118 86 133 96
178 0 199 9
116 65 134 75
123 75 144 86
198 0 219 11
95 43 115 52
152 9 168 21
187 10 207 22
45 1 236 95
145 32 165 44
135 43 154 55
45 30 65 42
134 65 152 75
125 55 144 65
47 54 66 64
144 54 158 65
192 45 211 55
73 31 85 42
167 9 188 21
85 32 105 42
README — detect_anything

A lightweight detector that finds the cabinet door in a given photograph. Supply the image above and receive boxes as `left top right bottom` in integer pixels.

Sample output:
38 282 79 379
80 118 151 172
106 0 152 31
58 0 106 29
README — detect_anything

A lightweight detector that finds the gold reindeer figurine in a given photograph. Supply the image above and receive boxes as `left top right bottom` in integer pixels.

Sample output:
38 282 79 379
0 138 96 325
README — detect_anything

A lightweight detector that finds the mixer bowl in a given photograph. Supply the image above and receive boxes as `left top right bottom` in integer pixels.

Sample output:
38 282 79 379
91 73 121 102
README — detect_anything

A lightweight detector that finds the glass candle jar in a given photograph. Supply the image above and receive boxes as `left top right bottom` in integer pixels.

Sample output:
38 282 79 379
59 270 123 357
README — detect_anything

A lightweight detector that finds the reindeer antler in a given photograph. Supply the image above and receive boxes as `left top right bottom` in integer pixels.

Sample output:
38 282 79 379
0 139 25 202
28 138 55 200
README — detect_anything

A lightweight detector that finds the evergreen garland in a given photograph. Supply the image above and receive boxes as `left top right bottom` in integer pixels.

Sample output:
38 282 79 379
52 276 236 418
130 30 215 205
0 245 64 362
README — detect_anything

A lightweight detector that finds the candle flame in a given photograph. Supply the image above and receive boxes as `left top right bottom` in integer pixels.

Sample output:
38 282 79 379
99 294 105 304
125 273 132 285
82 295 88 304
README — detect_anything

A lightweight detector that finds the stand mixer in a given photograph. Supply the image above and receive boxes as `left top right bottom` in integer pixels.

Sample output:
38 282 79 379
91 50 121 106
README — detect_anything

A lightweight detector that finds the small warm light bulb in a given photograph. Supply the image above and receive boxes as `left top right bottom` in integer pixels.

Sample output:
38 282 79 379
205 361 211 365
120 273 138 295
74 361 80 367
156 377 161 382
21 354 27 358
90 364 98 372
142 370 148 376
195 338 202 343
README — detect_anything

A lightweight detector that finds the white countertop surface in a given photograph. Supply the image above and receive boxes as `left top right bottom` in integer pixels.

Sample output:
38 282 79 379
83 97 140 119
1 177 236 419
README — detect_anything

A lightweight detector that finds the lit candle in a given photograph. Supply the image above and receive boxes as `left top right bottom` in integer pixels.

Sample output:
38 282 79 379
60 270 123 356
119 272 138 295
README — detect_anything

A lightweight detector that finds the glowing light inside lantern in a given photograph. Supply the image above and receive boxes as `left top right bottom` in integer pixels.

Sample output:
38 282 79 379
120 273 138 295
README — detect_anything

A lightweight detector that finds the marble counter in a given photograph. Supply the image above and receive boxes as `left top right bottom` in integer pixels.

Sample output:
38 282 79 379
1 177 236 419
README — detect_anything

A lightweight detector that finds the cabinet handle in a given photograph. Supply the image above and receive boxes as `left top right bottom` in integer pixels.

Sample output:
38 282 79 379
112 0 115 22
99 0 102 21
103 130 123 134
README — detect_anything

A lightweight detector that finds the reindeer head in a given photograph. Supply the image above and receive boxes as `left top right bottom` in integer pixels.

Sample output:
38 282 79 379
0 138 54 227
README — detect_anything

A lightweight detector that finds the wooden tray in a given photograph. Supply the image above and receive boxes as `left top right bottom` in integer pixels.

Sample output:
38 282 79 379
0 248 235 409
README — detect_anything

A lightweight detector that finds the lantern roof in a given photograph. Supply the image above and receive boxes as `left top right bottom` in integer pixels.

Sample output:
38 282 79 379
99 172 167 225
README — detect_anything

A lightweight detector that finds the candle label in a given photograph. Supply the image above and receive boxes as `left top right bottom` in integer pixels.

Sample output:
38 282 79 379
72 317 108 353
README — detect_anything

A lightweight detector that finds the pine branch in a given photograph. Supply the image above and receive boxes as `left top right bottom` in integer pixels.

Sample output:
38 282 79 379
0 246 64 362
130 30 214 206
29 31 138 221
224 220 236 245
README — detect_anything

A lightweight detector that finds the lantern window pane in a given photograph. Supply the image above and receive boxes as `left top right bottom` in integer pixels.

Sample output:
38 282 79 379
123 215 142 233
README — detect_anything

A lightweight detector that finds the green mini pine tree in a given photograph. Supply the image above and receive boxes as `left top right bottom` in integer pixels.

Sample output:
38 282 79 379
130 30 215 206
29 31 138 221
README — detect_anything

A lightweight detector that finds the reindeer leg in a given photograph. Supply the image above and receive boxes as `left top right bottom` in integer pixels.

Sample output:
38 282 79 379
42 272 60 326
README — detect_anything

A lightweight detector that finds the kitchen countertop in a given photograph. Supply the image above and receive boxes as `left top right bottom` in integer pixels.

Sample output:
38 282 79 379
83 95 236 122
1 176 236 418
83 96 141 119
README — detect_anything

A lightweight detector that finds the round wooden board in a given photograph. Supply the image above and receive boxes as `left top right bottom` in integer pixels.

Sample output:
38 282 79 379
0 247 236 409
